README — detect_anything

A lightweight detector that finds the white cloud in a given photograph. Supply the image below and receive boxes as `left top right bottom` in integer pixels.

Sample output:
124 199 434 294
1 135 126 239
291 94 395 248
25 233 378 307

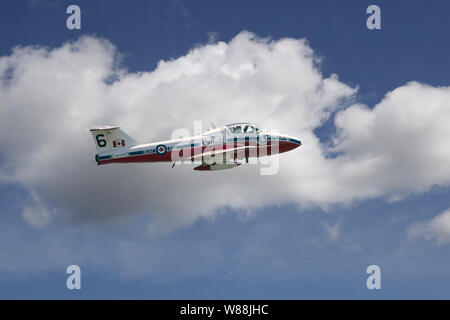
22 206 51 229
0 32 449 233
408 208 450 245
20 192 51 229
332 82 450 201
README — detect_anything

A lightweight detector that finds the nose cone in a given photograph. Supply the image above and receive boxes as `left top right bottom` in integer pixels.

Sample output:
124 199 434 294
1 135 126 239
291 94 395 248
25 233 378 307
278 134 302 153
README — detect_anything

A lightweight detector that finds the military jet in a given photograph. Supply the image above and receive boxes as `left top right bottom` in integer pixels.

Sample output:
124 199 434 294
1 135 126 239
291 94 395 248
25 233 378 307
89 122 301 171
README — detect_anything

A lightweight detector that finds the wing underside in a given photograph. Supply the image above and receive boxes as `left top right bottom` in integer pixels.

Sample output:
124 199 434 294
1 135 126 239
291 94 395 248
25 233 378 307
188 146 256 170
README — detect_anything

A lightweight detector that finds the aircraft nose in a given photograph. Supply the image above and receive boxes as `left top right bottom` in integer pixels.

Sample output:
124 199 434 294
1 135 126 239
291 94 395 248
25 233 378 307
281 134 302 147
277 134 301 153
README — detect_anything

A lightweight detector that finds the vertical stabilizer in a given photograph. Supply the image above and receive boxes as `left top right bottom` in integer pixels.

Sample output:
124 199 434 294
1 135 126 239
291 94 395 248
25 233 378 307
89 126 137 152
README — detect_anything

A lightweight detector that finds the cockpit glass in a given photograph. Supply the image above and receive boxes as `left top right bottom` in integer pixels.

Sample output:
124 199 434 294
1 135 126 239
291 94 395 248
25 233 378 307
244 125 254 133
225 123 260 134
233 126 242 133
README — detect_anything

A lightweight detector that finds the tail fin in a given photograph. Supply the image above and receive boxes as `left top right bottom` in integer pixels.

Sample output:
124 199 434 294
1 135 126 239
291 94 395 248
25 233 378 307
89 126 137 152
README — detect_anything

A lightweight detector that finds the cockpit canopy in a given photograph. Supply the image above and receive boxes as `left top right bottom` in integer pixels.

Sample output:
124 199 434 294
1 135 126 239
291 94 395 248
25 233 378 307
225 122 261 134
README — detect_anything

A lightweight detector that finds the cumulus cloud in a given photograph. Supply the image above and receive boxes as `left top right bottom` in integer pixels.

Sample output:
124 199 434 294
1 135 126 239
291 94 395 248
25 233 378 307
0 31 449 233
332 82 450 202
408 208 450 245
21 192 52 229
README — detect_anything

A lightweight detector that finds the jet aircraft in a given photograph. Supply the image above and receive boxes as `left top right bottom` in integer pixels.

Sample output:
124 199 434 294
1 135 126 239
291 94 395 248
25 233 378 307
89 123 301 171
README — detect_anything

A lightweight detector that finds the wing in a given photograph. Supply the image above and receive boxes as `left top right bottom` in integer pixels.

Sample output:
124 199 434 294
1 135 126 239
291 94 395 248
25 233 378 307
188 146 257 164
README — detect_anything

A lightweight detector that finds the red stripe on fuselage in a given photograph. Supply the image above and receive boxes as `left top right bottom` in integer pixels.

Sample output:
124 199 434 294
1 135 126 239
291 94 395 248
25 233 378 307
97 141 299 165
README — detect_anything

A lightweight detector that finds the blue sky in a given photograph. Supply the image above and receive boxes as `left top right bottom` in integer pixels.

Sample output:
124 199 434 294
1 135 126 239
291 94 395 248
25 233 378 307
0 0 449 299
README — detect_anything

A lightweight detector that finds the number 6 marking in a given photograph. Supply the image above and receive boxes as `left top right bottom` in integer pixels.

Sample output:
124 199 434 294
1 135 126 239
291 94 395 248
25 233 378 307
96 134 107 148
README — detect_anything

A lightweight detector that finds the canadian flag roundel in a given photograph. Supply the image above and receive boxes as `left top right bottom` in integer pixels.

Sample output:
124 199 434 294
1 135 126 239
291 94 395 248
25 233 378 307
156 144 167 155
